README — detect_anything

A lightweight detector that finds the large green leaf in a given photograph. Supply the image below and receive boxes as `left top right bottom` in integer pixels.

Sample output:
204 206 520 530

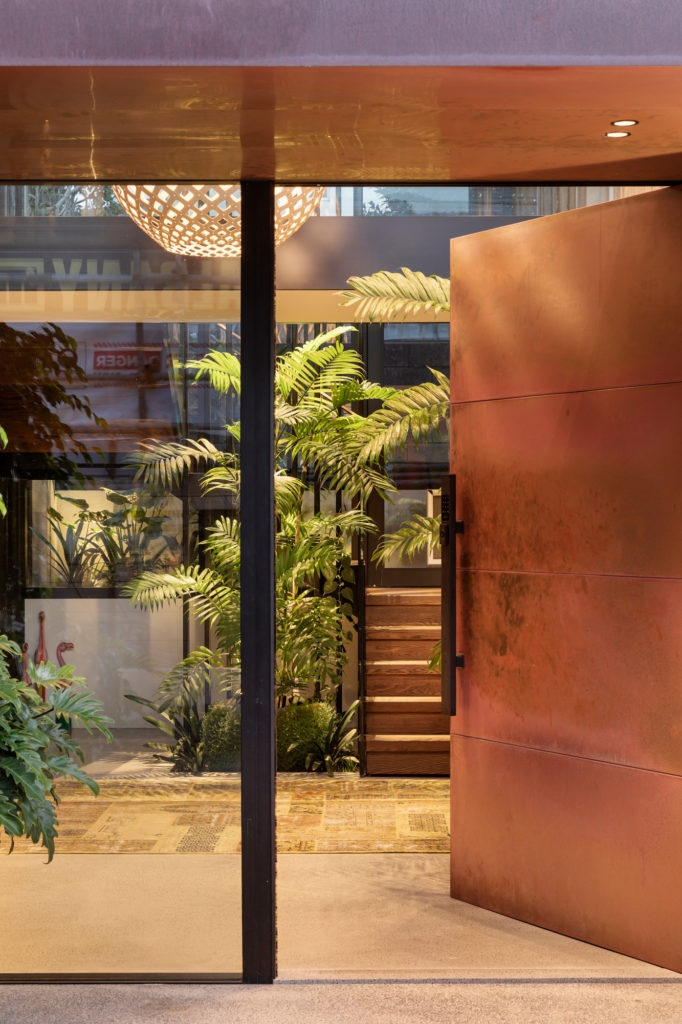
340 268 451 321
184 349 241 395
372 513 441 565
129 437 224 489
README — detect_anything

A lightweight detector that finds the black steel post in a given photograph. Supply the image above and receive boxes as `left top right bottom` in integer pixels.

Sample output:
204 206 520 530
240 181 276 983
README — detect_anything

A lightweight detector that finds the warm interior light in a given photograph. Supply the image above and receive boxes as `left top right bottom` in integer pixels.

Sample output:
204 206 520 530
611 119 638 127
605 131 631 139
112 184 325 257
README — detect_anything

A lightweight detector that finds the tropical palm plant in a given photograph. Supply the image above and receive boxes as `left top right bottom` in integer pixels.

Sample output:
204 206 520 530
123 326 449 764
80 488 180 586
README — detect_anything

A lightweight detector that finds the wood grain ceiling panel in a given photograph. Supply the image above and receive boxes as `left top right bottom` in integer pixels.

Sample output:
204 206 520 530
0 66 680 182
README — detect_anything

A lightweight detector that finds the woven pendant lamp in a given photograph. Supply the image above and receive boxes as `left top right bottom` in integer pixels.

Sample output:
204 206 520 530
112 184 325 257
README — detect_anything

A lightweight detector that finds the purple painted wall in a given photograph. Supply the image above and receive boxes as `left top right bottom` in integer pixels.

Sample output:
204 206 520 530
2 0 682 66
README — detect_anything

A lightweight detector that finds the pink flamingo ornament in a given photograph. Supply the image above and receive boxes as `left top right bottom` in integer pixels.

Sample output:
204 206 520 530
56 641 74 667
34 610 47 666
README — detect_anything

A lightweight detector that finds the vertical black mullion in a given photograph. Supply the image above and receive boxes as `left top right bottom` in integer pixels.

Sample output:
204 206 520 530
240 181 276 983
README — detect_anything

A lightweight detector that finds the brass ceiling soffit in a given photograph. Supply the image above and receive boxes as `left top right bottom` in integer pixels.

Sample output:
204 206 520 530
1 67 682 182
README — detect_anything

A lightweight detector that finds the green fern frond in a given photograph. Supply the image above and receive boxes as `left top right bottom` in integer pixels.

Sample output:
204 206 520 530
122 565 215 610
373 514 441 565
315 348 366 395
275 327 358 400
330 380 399 409
200 462 239 496
340 268 450 322
153 646 229 708
357 370 450 463
287 433 394 501
129 438 223 489
274 473 306 515
275 400 306 427
203 517 241 581
184 350 241 395
301 508 376 539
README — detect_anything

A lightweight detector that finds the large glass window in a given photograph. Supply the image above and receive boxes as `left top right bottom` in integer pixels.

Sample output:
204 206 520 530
0 185 242 977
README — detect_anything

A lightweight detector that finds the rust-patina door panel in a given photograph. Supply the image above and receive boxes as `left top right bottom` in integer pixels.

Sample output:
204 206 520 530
456 570 682 774
450 186 682 404
450 734 682 972
454 384 682 577
450 186 682 973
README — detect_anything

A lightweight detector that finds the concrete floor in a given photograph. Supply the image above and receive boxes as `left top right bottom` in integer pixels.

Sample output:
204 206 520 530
2 981 682 1024
4 852 676 980
2 853 680 1021
278 855 675 981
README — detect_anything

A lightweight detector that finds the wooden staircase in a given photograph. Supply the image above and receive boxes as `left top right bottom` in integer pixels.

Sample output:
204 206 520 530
363 588 449 776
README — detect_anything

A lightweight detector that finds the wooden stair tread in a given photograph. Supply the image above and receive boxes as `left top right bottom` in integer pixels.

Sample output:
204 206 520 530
366 696 442 711
365 665 435 681
366 695 441 703
366 624 440 638
364 677 441 698
366 659 432 666
365 734 450 751
364 752 450 776
365 588 441 606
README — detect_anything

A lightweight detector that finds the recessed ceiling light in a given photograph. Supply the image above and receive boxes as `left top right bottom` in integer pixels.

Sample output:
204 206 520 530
605 131 631 138
611 119 638 127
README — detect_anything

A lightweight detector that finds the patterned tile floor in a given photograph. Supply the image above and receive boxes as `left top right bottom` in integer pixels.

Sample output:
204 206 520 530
11 756 450 856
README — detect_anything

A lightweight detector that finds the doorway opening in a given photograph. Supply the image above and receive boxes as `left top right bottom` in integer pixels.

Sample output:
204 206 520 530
0 182 676 981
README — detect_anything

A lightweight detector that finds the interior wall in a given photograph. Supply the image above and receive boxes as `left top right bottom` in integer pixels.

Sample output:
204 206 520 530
24 598 183 727
449 186 682 973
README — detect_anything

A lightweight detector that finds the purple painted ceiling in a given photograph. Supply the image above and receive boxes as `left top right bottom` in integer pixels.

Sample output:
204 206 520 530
2 0 682 65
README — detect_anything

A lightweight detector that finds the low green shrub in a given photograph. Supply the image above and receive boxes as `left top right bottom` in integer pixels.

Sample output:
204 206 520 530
276 701 335 771
201 700 241 772
303 699 360 777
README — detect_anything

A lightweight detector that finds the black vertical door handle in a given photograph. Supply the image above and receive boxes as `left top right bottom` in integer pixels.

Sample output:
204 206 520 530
441 473 464 715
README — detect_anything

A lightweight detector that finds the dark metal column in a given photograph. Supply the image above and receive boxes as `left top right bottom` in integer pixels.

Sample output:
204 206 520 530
240 180 276 983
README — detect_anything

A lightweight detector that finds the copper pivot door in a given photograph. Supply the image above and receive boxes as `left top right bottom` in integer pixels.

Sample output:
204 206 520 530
449 186 682 974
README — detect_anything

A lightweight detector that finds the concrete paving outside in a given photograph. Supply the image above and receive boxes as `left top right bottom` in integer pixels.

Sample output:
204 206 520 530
2 980 682 1024
2 753 679 1019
